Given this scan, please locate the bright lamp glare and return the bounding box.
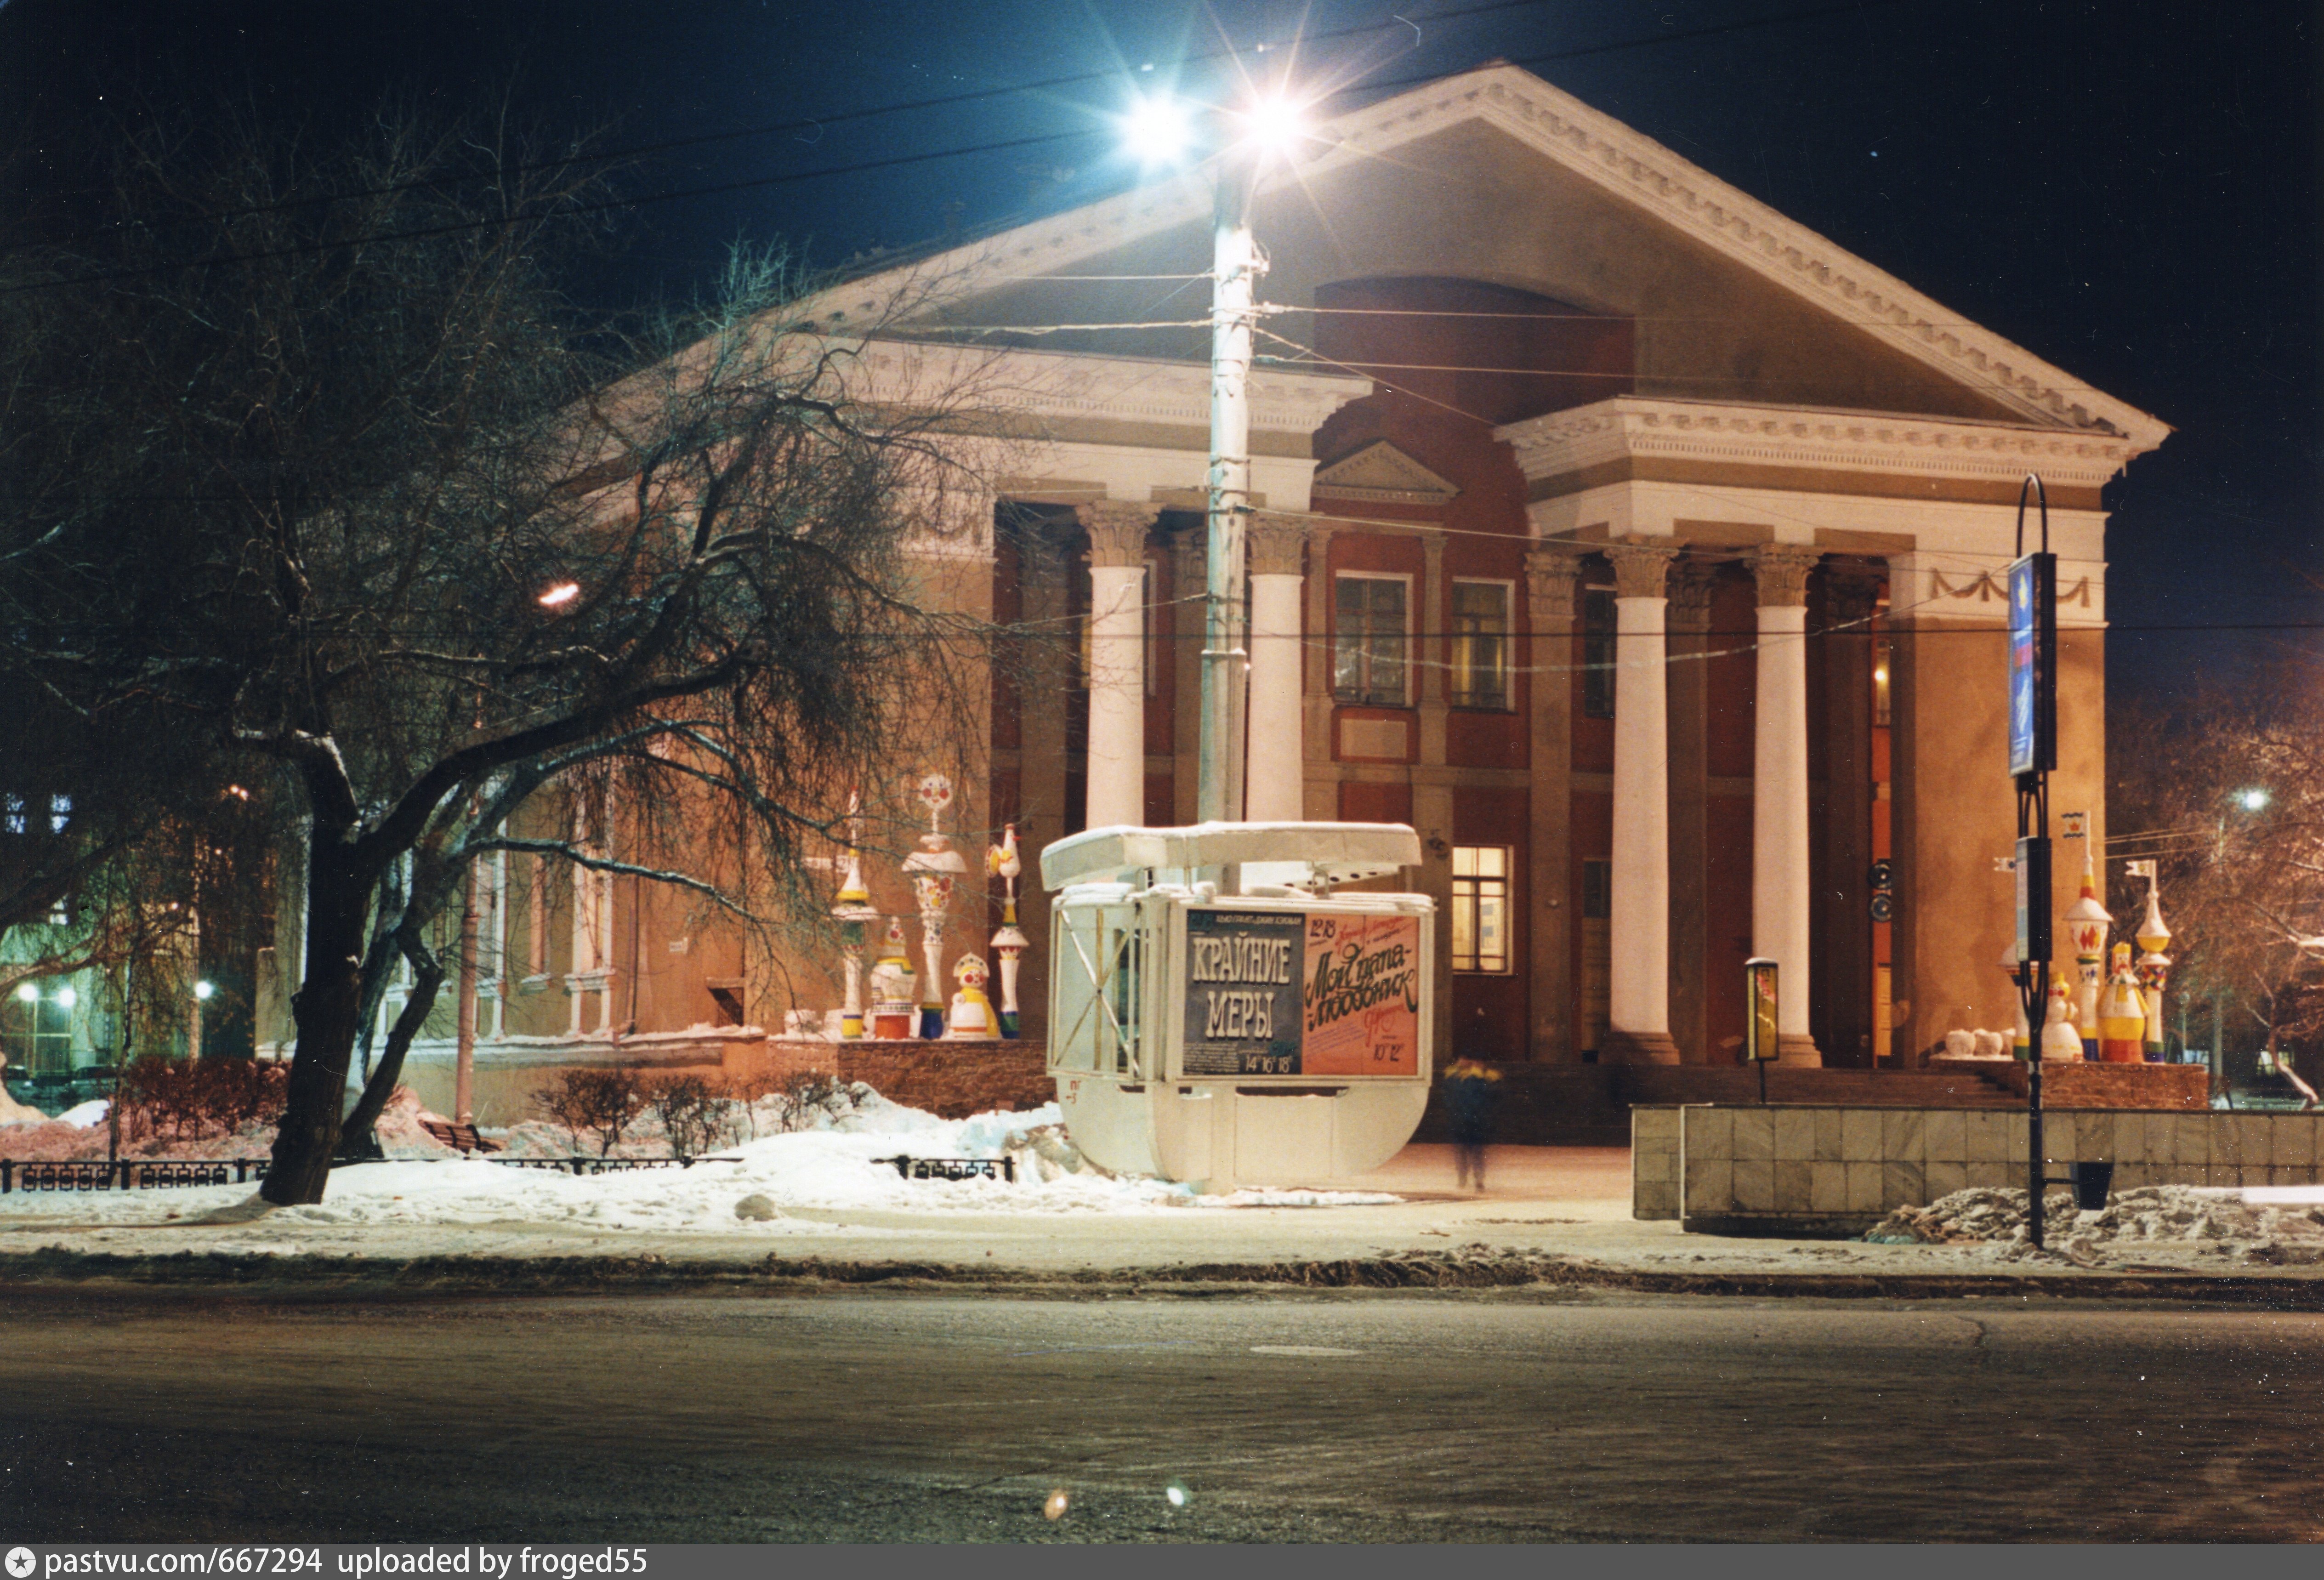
[1239,94,1306,155]
[53,986,75,1009]
[13,983,35,1002]
[194,980,215,1002]
[1121,97,1191,164]
[2240,788,2270,812]
[538,581,581,608]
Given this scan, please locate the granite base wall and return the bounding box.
[1634,1105,2324,1233]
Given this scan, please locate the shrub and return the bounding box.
[644,1073,731,1160]
[537,1067,646,1156]
[116,1056,288,1141]
[771,1069,841,1133]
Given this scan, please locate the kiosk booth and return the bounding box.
[1038,823,1436,1189]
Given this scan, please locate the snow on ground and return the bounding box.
[0,1086,1398,1230]
[1866,1185,2324,1265]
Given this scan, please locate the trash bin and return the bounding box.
[2068,1160,2114,1211]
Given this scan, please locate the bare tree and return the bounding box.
[1,106,997,1202]
[2109,653,2324,1067]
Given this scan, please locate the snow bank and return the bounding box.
[0,1088,1398,1228]
[1866,1185,2324,1265]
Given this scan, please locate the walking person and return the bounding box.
[1442,1057,1502,1192]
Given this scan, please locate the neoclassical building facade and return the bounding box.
[254,62,2164,1116]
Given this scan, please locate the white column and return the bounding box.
[1077,502,1157,830]
[1245,517,1307,823]
[1751,544,1821,1066]
[1604,541,1680,1065]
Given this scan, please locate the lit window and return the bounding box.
[1449,580,1511,710]
[1582,588,1616,719]
[0,984,73,1075]
[47,794,70,834]
[1333,574,1407,706]
[2,795,22,835]
[1450,845,1512,973]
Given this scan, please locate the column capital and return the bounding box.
[1603,538,1680,600]
[1523,546,1585,622]
[1749,543,1822,608]
[1248,515,1308,577]
[1075,501,1160,568]
[1823,557,1886,625]
[1667,558,1722,632]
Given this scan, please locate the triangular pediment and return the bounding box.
[807,65,2165,455]
[1311,442,1460,504]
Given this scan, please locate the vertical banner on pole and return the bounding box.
[2008,552,2057,778]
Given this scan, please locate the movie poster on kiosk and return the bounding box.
[1300,913,1422,1076]
[1181,909,1305,1076]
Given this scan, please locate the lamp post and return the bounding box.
[1122,91,1307,832]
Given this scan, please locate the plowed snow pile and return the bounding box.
[1867,1185,2324,1266]
[0,1085,1398,1230]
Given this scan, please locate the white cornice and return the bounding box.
[1497,397,2140,491]
[813,64,2166,454]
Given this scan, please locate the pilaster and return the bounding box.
[1524,547,1583,1062]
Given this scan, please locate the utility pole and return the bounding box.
[1197,154,1263,829]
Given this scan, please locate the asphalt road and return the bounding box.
[3,1290,2319,1543]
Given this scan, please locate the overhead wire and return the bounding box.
[0,0,1925,296]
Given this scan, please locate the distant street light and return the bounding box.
[2238,787,2270,812]
[193,980,215,1002]
[538,581,580,609]
[53,986,75,1009]
[12,983,34,1003]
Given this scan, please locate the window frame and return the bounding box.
[1450,843,1514,974]
[1448,577,1515,712]
[1332,571,1413,709]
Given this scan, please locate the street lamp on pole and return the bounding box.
[1121,91,1308,832]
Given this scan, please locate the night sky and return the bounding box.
[3,0,2314,704]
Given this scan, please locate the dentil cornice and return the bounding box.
[1496,396,2141,491]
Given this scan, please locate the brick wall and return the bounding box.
[762,1037,1053,1120]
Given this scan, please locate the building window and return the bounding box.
[2,984,74,1075]
[1333,574,1408,706]
[1582,587,1616,718]
[1449,580,1512,710]
[1450,845,1512,973]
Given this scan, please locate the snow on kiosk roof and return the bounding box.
[1039,822,1422,890]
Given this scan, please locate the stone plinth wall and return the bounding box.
[1971,1061,2209,1109]
[1636,1105,2324,1233]
[763,1037,1052,1120]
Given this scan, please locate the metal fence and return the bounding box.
[491,1157,744,1176]
[875,1154,1017,1182]
[0,1158,272,1193]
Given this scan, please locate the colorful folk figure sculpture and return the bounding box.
[2063,842,2112,1059]
[2132,864,2173,1062]
[902,772,967,1040]
[2041,975,2085,1062]
[830,790,879,1040]
[987,822,1029,1039]
[2097,940,2147,1064]
[868,915,917,1040]
[948,954,994,1039]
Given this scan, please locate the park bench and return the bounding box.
[420,1118,500,1154]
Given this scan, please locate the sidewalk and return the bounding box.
[1,1143,2318,1303]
